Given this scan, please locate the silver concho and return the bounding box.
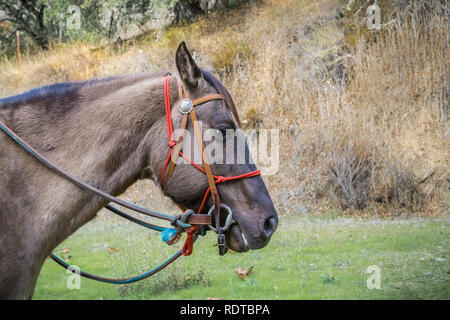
[178,98,193,114]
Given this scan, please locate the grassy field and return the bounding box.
[34,212,450,300]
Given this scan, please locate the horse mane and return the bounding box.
[200,69,242,127]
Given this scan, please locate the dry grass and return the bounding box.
[0,0,448,217]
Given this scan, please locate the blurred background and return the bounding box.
[0,0,448,218]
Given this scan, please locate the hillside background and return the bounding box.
[0,0,448,218]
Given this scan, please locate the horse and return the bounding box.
[0,42,278,299]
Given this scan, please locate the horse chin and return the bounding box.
[225,223,250,253]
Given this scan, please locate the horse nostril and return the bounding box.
[263,216,277,237]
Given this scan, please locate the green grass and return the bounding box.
[34,213,450,300]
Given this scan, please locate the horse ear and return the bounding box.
[175,42,204,92]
